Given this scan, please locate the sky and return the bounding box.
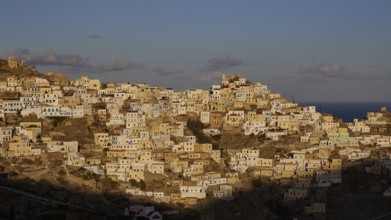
[1,1,391,102]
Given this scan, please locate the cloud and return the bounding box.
[199,71,222,82]
[6,48,144,74]
[87,34,102,39]
[297,62,391,83]
[269,74,296,80]
[8,48,90,67]
[348,72,391,81]
[204,55,243,71]
[152,68,183,76]
[65,61,145,74]
[298,63,345,77]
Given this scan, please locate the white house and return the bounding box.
[179,185,207,199]
[213,184,234,201]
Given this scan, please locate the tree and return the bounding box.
[139,179,146,190]
[36,134,43,145]
[56,176,69,186]
[187,118,211,144]
[92,173,100,192]
[101,177,115,192]
[130,179,139,187]
[16,110,22,121]
[130,179,146,190]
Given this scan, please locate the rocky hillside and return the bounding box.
[0,58,42,79]
[0,57,70,87]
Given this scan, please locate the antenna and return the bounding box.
[292,95,295,104]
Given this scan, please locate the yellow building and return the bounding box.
[194,143,212,152]
[6,141,32,157]
[127,163,146,181]
[322,115,334,122]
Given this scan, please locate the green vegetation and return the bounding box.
[130,179,138,187]
[101,177,119,191]
[139,179,146,190]
[70,167,98,181]
[58,169,66,176]
[51,117,66,127]
[187,118,211,144]
[20,158,35,165]
[37,178,52,186]
[129,179,147,190]
[81,183,91,191]
[56,176,69,186]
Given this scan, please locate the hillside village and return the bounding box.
[0,57,391,220]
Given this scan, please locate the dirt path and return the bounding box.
[22,167,49,179]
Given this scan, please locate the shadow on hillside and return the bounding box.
[0,175,135,220]
[1,159,391,220]
[194,158,391,220]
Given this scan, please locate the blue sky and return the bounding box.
[1,1,391,101]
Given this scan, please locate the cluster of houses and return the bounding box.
[0,57,391,218]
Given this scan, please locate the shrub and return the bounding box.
[58,169,66,176]
[187,118,211,144]
[51,117,66,127]
[130,179,146,190]
[57,176,69,186]
[130,179,139,187]
[101,177,119,191]
[21,158,34,165]
[38,178,51,186]
[139,180,146,190]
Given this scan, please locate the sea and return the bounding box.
[298,102,391,123]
